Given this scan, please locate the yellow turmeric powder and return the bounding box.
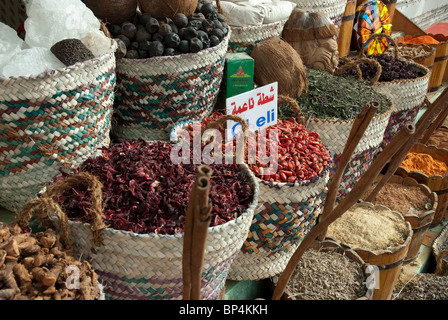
[400,152,448,176]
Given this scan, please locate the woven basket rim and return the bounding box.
[0,40,118,82]
[169,120,334,189]
[63,162,259,240]
[116,29,231,65]
[372,59,431,87]
[333,202,413,256]
[228,19,287,32]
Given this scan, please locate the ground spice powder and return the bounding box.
[327,205,408,254]
[400,152,448,176]
[398,35,440,45]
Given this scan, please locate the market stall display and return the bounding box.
[326,202,413,300]
[18,139,259,300]
[337,33,430,150]
[0,1,117,213]
[362,175,437,263]
[396,143,448,226]
[111,2,230,141]
[273,239,372,300]
[0,222,102,300]
[170,108,332,281]
[295,68,393,201]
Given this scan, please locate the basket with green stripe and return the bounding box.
[0,40,117,212]
[111,31,230,142]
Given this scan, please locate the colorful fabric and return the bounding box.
[354,0,392,54]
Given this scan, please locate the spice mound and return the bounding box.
[183,111,332,183]
[284,248,367,300]
[296,68,391,120]
[327,205,409,254]
[363,182,432,216]
[400,152,448,176]
[53,139,255,235]
[394,274,448,300]
[0,223,101,300]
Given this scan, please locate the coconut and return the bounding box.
[138,0,198,19]
[82,0,138,25]
[250,37,308,99]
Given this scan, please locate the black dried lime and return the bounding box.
[125,49,139,59]
[138,49,148,59]
[164,47,176,56]
[209,28,224,41]
[178,40,190,53]
[117,34,131,48]
[159,23,172,36]
[173,13,189,28]
[139,13,153,26]
[197,30,210,48]
[190,37,203,53]
[209,35,220,47]
[200,2,215,15]
[139,39,152,51]
[121,22,137,40]
[149,41,164,57]
[202,19,214,33]
[146,18,160,34]
[188,19,203,30]
[109,24,121,37]
[135,28,151,42]
[152,32,164,42]
[164,32,181,49]
[129,41,139,51]
[183,26,198,40]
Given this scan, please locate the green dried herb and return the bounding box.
[282,69,391,121]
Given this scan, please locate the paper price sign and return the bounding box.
[225,82,278,140]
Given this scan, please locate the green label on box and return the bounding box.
[225,52,254,98]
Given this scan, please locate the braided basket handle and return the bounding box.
[0,123,72,169]
[203,114,249,163]
[359,32,400,59]
[333,57,383,85]
[16,172,107,250]
[278,95,306,125]
[215,0,223,14]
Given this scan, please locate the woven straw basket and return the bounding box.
[289,0,347,29]
[355,34,431,146]
[0,39,117,212]
[228,170,330,280]
[170,115,332,281]
[292,92,394,201]
[432,224,448,276]
[59,164,258,300]
[111,31,231,142]
[227,19,287,54]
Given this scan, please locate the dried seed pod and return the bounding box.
[39,236,56,249]
[31,267,57,287]
[5,239,19,257]
[13,263,31,285]
[21,244,41,256]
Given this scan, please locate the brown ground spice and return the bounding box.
[425,127,448,150]
[327,205,408,254]
[363,182,431,216]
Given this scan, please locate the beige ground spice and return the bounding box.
[327,205,408,254]
[363,182,431,216]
